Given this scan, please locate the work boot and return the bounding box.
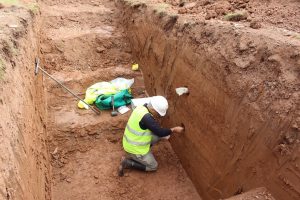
[118,157,146,177]
[130,159,147,171]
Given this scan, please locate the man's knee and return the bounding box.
[126,152,158,171]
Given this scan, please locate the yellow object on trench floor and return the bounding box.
[132,63,139,71]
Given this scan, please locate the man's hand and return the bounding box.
[171,126,184,133]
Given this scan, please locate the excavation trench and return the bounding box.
[118,1,300,199]
[40,0,200,199]
[0,0,299,200]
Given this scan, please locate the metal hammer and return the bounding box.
[111,96,118,117]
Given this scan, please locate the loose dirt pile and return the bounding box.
[163,0,300,33]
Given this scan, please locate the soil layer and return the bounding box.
[0,4,50,200]
[39,0,201,199]
[120,1,300,199]
[1,0,300,199]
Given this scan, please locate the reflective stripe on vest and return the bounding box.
[126,124,152,136]
[123,134,151,146]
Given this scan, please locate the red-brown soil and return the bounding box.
[224,187,275,200]
[160,0,300,33]
[0,3,50,199]
[120,0,299,199]
[40,0,201,199]
[1,0,299,199]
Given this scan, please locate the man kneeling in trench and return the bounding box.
[118,96,184,176]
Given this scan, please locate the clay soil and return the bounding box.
[0,0,299,199]
[163,0,300,33]
[120,0,300,199]
[39,0,201,199]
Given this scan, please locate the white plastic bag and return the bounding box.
[110,78,134,91]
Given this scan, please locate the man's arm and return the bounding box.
[139,113,171,137]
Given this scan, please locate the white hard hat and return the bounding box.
[150,96,168,116]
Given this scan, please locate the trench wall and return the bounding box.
[0,7,50,200]
[120,1,300,200]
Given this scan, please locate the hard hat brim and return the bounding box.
[157,109,166,116]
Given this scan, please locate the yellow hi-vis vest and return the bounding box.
[122,106,152,155]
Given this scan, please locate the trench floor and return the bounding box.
[40,0,201,199]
